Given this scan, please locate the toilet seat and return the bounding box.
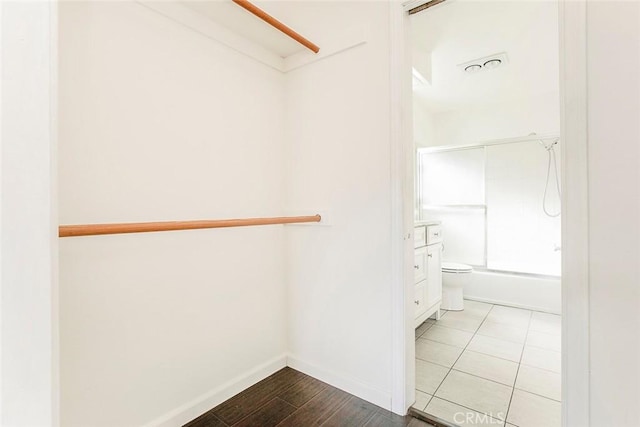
[442,262,473,273]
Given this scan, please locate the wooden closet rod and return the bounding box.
[231,0,320,53]
[59,215,321,238]
[408,0,447,15]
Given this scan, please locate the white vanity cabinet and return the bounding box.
[425,244,442,308]
[414,223,443,327]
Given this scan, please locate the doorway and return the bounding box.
[410,2,562,424]
[392,2,588,425]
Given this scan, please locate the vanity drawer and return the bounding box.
[414,247,427,283]
[426,225,442,245]
[414,225,427,248]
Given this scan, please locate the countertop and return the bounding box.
[414,220,441,227]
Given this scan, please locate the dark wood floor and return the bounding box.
[184,367,433,427]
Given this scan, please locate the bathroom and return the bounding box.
[409,1,562,426]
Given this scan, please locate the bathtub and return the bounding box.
[463,270,561,314]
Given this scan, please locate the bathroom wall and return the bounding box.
[414,94,560,148]
[58,2,287,426]
[413,99,436,147]
[283,1,394,409]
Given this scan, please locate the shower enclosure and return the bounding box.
[417,135,561,311]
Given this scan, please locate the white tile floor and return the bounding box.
[413,300,561,427]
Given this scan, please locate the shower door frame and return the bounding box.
[416,133,562,279]
[389,1,590,426]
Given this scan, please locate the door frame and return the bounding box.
[0,1,59,425]
[388,1,590,425]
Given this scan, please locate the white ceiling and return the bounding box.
[181,1,305,58]
[411,0,559,113]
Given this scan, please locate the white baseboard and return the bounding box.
[141,354,287,427]
[286,354,391,411]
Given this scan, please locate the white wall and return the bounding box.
[58,2,287,426]
[283,1,394,408]
[1,2,57,426]
[414,95,560,148]
[413,99,435,147]
[586,2,640,426]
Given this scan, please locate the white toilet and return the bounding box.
[441,262,473,311]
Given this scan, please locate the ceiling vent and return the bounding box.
[458,52,509,74]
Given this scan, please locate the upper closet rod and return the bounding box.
[231,0,320,53]
[59,215,321,238]
[408,0,448,15]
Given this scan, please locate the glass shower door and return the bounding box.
[485,141,561,276]
[419,147,486,266]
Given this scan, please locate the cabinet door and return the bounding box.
[414,281,427,317]
[425,244,442,307]
[414,247,427,283]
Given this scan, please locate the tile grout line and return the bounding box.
[417,353,544,393]
[414,312,451,410]
[419,360,562,402]
[414,311,451,409]
[416,310,458,402]
[515,359,562,375]
[437,305,511,420]
[417,337,524,364]
[424,311,533,346]
[417,305,561,425]
[414,314,442,410]
[427,395,506,424]
[420,304,495,418]
[416,352,519,388]
[511,387,562,404]
[416,321,436,339]
[414,310,453,408]
[503,310,533,425]
[418,319,563,400]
